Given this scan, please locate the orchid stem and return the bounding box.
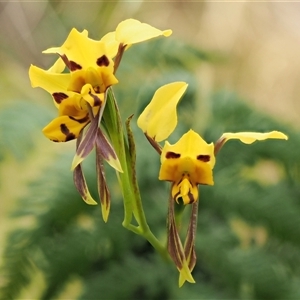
[104,88,168,261]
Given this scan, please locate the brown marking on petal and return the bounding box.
[60,54,82,71]
[60,123,69,135]
[187,191,195,204]
[52,92,68,104]
[60,123,76,141]
[69,114,90,124]
[89,93,102,106]
[65,133,76,141]
[197,154,210,162]
[97,55,110,67]
[166,151,181,159]
[69,60,82,71]
[174,192,181,202]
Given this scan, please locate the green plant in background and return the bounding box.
[1,17,300,300]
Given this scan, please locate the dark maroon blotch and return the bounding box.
[197,155,210,162]
[69,60,82,71]
[97,55,110,67]
[60,123,76,141]
[52,92,68,104]
[166,151,181,159]
[69,115,90,124]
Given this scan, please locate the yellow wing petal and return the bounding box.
[221,131,288,144]
[100,31,119,58]
[115,19,172,45]
[29,65,71,93]
[137,82,188,142]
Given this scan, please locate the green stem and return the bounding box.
[103,88,169,260]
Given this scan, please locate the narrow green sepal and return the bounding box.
[71,109,100,170]
[96,128,123,173]
[167,194,195,287]
[179,201,198,286]
[96,144,111,222]
[73,164,98,205]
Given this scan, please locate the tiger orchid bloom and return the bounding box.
[137,81,288,286]
[29,28,121,221]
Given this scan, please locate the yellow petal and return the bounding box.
[115,18,172,45]
[137,82,188,142]
[159,130,215,187]
[160,130,216,168]
[29,65,71,94]
[43,28,114,70]
[48,57,66,73]
[100,31,119,58]
[220,131,288,145]
[43,115,88,142]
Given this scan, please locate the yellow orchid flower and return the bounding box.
[159,130,288,205]
[29,27,122,216]
[138,82,288,285]
[29,28,118,142]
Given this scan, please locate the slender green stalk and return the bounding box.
[103,88,169,260]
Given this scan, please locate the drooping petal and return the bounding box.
[96,145,111,222]
[43,28,115,71]
[96,128,123,172]
[42,115,89,142]
[220,131,288,144]
[137,82,188,142]
[115,19,172,45]
[73,163,98,205]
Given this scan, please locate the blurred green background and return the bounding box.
[1,1,300,299]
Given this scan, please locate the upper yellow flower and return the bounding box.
[29,28,118,142]
[100,18,172,58]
